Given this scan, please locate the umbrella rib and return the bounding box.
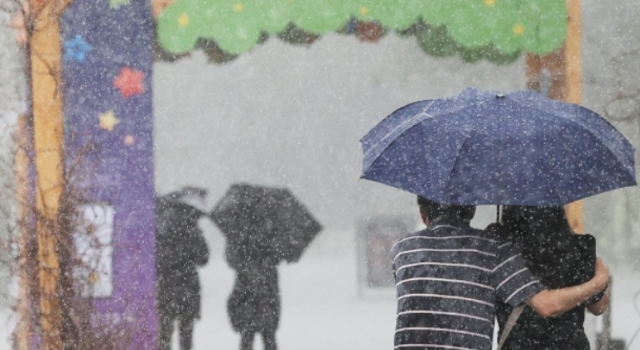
[521,101,635,178]
[363,103,481,175]
[507,99,635,202]
[362,100,437,162]
[441,130,473,204]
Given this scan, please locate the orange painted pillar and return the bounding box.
[29,0,66,348]
[563,0,584,233]
[526,0,583,233]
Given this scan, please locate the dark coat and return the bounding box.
[156,199,209,320]
[491,208,600,350]
[225,226,280,334]
[227,263,280,334]
[495,231,594,350]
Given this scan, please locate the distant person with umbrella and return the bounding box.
[211,184,322,350]
[360,89,632,349]
[226,226,280,350]
[156,187,210,350]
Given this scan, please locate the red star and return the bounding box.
[114,67,145,98]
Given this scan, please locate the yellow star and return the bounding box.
[233,3,243,12]
[359,6,370,15]
[513,24,525,35]
[484,0,496,6]
[177,13,190,26]
[99,111,120,131]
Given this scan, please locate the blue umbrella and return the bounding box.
[360,88,636,206]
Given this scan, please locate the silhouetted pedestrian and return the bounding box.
[156,195,209,350]
[226,225,280,350]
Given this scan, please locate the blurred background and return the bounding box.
[1,0,639,349]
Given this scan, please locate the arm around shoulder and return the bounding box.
[526,257,610,318]
[586,291,609,316]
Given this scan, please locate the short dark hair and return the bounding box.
[417,196,475,222]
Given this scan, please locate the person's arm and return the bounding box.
[525,258,610,318]
[586,290,609,316]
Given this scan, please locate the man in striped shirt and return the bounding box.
[392,196,610,350]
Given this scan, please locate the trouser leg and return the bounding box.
[159,311,174,350]
[240,331,254,350]
[178,317,195,350]
[262,330,277,350]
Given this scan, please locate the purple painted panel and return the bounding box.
[61,0,157,348]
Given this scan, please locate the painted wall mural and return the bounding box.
[61,0,157,347]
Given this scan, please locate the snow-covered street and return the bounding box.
[192,254,395,350]
[2,246,639,350]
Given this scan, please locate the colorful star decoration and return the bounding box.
[513,24,525,35]
[114,67,145,98]
[63,35,91,62]
[99,111,120,131]
[178,13,190,26]
[110,0,129,9]
[124,135,136,146]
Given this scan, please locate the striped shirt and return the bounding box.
[392,217,543,350]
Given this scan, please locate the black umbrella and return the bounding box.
[211,183,322,263]
[156,196,204,222]
[158,186,208,210]
[156,189,207,263]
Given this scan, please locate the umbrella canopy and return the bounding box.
[155,192,207,274]
[156,196,205,222]
[158,186,208,211]
[211,183,322,263]
[156,192,206,244]
[360,88,637,206]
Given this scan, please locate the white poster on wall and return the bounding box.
[74,203,114,298]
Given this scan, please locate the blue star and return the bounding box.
[64,35,92,63]
[344,19,358,35]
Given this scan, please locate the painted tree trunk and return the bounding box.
[14,115,35,350]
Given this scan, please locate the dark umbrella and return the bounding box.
[155,193,206,262]
[156,197,204,223]
[211,183,322,263]
[158,186,208,210]
[156,189,207,255]
[360,88,636,206]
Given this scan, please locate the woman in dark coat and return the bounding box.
[493,206,609,350]
[225,222,280,350]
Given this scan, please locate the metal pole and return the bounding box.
[599,279,612,350]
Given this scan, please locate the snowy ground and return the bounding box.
[173,255,640,350]
[193,254,396,350]
[1,246,639,349]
